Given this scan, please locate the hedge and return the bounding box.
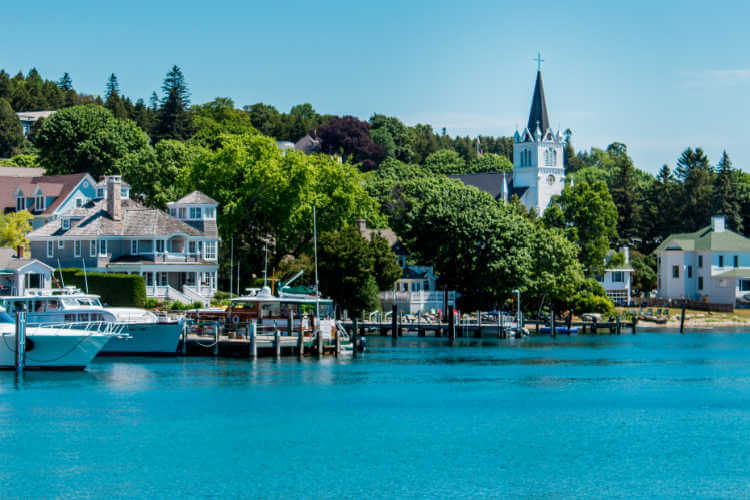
[55,268,146,307]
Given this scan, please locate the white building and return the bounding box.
[597,246,634,304]
[15,110,55,137]
[380,265,457,315]
[452,65,565,215]
[0,246,54,296]
[655,216,750,306]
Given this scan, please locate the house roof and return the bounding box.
[15,110,55,122]
[713,269,750,279]
[654,225,750,253]
[0,247,52,272]
[0,166,45,177]
[172,191,218,205]
[527,70,550,135]
[27,199,210,238]
[295,134,322,155]
[183,219,219,238]
[449,172,528,201]
[0,173,91,215]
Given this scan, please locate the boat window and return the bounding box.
[12,301,27,313]
[46,299,60,311]
[0,310,13,323]
[64,314,76,322]
[91,298,102,307]
[77,313,89,322]
[62,298,78,307]
[34,300,46,312]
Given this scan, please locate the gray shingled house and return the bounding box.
[26,176,220,305]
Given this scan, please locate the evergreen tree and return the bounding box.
[104,73,128,119]
[676,147,714,230]
[608,145,640,240]
[0,97,24,157]
[713,151,742,232]
[642,165,681,248]
[57,72,73,91]
[153,65,194,142]
[105,73,120,98]
[149,91,159,111]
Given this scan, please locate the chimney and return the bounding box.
[106,175,122,221]
[711,215,725,233]
[619,245,630,264]
[355,219,367,233]
[16,245,24,259]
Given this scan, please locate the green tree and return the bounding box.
[676,147,714,230]
[36,104,151,179]
[712,151,742,232]
[630,250,656,295]
[368,233,402,291]
[57,72,73,91]
[191,97,257,148]
[369,114,415,162]
[609,145,641,239]
[104,73,129,119]
[546,180,618,277]
[244,102,283,138]
[154,65,194,142]
[0,97,24,157]
[527,226,585,309]
[468,153,513,173]
[423,149,466,175]
[0,210,33,252]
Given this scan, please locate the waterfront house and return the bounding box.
[355,219,456,314]
[0,246,54,296]
[15,110,55,137]
[26,177,220,305]
[0,172,98,229]
[596,246,633,304]
[655,216,750,307]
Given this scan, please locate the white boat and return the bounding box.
[0,308,112,370]
[0,291,183,356]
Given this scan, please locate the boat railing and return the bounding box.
[31,320,129,337]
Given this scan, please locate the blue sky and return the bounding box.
[3,0,749,173]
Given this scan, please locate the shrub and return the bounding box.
[56,268,146,307]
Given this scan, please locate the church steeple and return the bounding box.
[526,70,550,136]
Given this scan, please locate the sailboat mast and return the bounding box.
[313,205,320,319]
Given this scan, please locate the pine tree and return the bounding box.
[153,65,194,142]
[149,91,159,111]
[105,73,120,99]
[676,147,714,230]
[610,151,640,240]
[0,97,24,157]
[713,151,742,232]
[104,74,128,119]
[57,72,73,91]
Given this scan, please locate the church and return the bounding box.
[453,65,566,215]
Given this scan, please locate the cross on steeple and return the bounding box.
[533,52,544,72]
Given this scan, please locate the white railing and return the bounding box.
[182,286,210,306]
[147,285,170,298]
[33,320,128,337]
[379,291,457,303]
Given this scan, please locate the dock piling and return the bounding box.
[352,318,358,358]
[391,305,398,340]
[213,321,220,356]
[448,309,455,345]
[249,321,257,359]
[680,302,686,334]
[15,311,25,375]
[551,306,556,338]
[274,324,281,358]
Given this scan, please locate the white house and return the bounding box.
[380,265,457,315]
[655,216,750,306]
[597,246,633,304]
[0,246,54,296]
[15,110,55,137]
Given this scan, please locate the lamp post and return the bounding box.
[512,289,521,326]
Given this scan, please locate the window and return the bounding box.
[74,240,81,257]
[423,280,430,291]
[204,240,217,260]
[741,280,750,292]
[57,240,64,249]
[672,265,679,279]
[121,187,128,198]
[205,207,215,219]
[76,198,83,208]
[35,194,45,211]
[687,266,692,279]
[156,240,165,253]
[131,240,138,255]
[90,240,97,257]
[99,239,107,257]
[169,208,176,217]
[188,241,197,254]
[612,271,624,283]
[719,255,724,267]
[401,282,408,292]
[62,218,70,230]
[698,276,704,290]
[47,240,53,258]
[734,256,739,268]
[96,188,104,199]
[190,207,201,219]
[16,197,24,211]
[178,207,186,219]
[698,255,703,268]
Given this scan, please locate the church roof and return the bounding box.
[450,172,510,200]
[527,71,550,135]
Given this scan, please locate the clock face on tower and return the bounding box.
[547,174,555,185]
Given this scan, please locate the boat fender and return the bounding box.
[232,314,240,325]
[25,338,35,352]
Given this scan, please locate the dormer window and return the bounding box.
[16,196,24,212]
[169,208,176,217]
[204,207,215,219]
[178,207,186,219]
[96,188,105,199]
[62,218,70,230]
[35,193,45,212]
[75,198,83,208]
[190,207,201,219]
[121,187,129,198]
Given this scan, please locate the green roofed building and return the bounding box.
[654,216,750,306]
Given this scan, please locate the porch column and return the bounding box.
[152,271,157,295]
[196,271,201,295]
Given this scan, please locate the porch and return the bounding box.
[379,290,457,315]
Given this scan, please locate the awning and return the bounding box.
[712,269,750,279]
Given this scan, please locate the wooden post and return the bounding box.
[352,318,358,358]
[213,321,220,356]
[680,302,686,334]
[316,330,323,356]
[274,324,281,358]
[391,304,398,340]
[335,327,341,356]
[566,312,572,335]
[288,311,294,337]
[15,311,25,375]
[616,316,621,335]
[631,317,637,335]
[448,308,455,345]
[551,306,556,338]
[249,321,257,359]
[535,320,539,335]
[181,320,188,355]
[592,317,598,335]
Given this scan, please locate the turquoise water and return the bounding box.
[3,331,750,498]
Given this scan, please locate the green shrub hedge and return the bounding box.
[55,268,146,307]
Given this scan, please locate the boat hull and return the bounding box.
[0,326,110,370]
[99,321,182,355]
